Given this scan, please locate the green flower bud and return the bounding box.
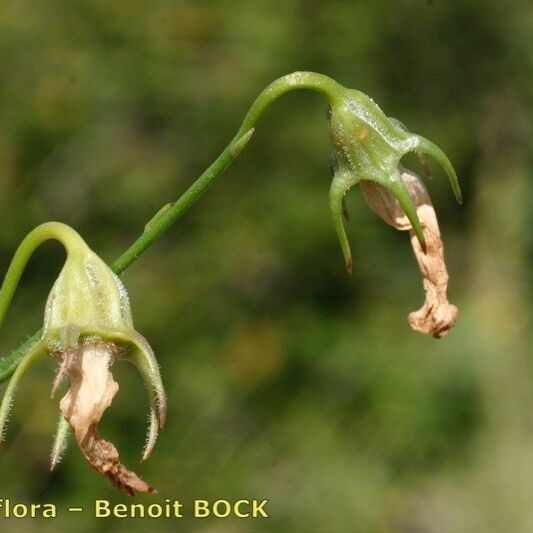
[326,87,462,273]
[0,222,166,495]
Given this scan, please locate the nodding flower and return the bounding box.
[324,81,461,336]
[0,222,166,495]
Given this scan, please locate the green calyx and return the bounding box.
[43,239,134,348]
[326,87,462,272]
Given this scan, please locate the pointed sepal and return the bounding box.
[385,176,426,252]
[115,331,166,460]
[0,340,46,446]
[50,415,71,470]
[415,136,462,204]
[329,167,359,274]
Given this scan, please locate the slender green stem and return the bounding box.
[0,331,42,382]
[111,72,341,274]
[0,72,342,384]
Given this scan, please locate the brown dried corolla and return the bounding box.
[360,170,458,337]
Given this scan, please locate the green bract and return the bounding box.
[0,222,166,468]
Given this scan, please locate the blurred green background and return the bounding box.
[0,1,530,531]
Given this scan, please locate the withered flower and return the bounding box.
[326,88,461,337]
[0,222,166,495]
[360,169,458,337]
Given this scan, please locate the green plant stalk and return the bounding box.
[0,224,89,382]
[0,72,340,384]
[111,72,339,273]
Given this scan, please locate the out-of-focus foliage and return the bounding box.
[0,1,530,531]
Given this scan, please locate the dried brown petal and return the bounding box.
[360,170,458,338]
[59,342,155,495]
[51,347,75,399]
